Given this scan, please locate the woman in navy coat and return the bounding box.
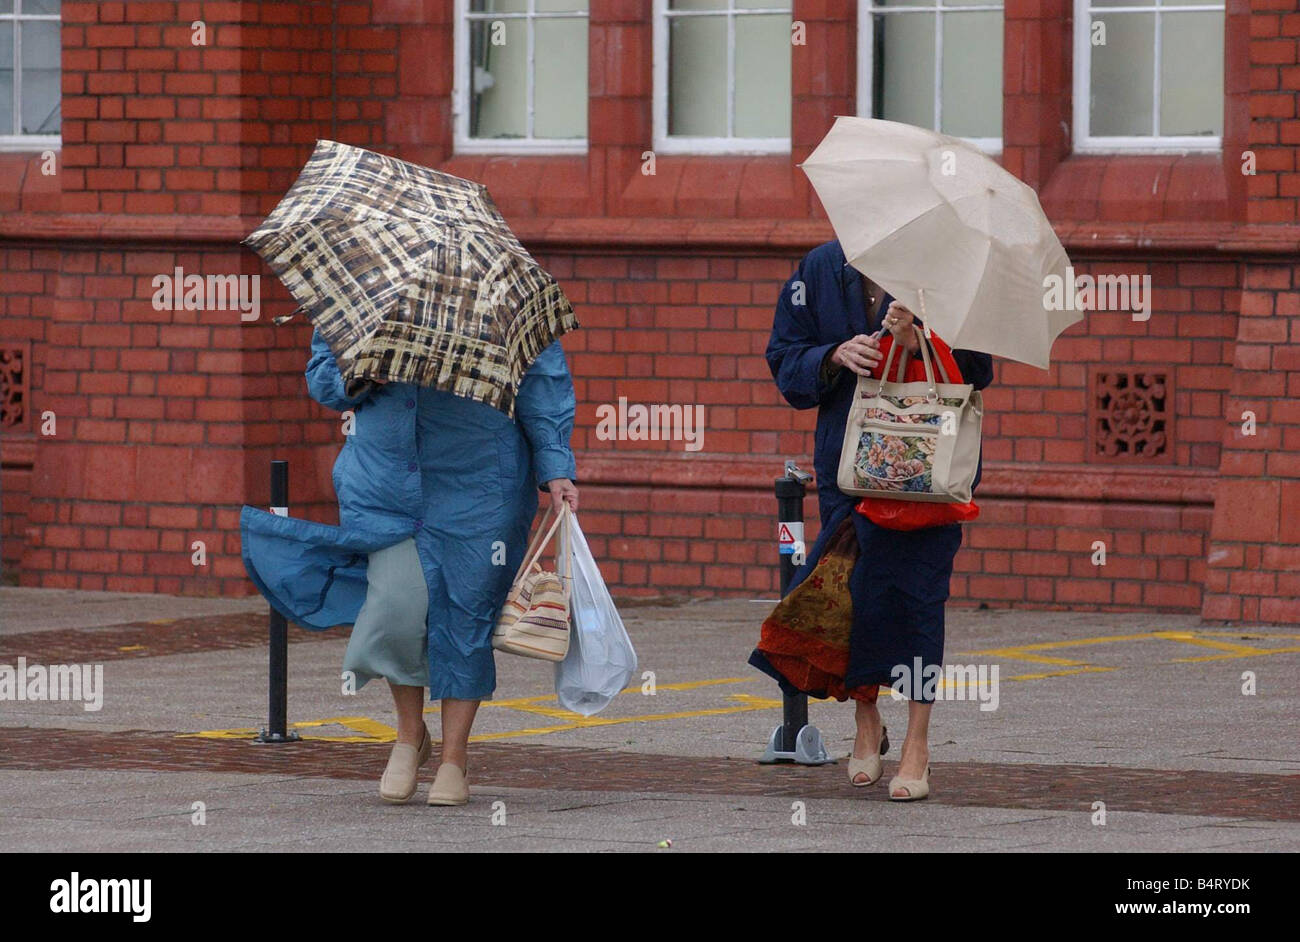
[760,240,992,801]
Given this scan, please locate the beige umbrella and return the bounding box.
[801,116,1077,369]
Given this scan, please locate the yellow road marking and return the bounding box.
[1195,631,1300,642]
[183,715,398,743]
[961,648,1090,667]
[468,701,778,742]
[1171,646,1300,663]
[1003,666,1117,681]
[1149,631,1271,658]
[181,631,1300,743]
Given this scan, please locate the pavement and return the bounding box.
[1,586,1298,853]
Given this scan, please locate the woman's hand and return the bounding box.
[546,478,578,513]
[830,334,883,376]
[884,302,922,353]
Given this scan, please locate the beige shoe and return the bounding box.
[426,761,469,806]
[848,723,888,787]
[378,725,432,804]
[888,765,931,802]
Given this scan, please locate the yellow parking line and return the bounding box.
[180,627,1300,745]
[183,715,398,743]
[1003,666,1116,681]
[468,701,778,743]
[1171,646,1300,664]
[1195,631,1300,642]
[1149,631,1272,658]
[959,647,1091,667]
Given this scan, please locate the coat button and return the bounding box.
[414,519,424,529]
[405,399,414,409]
[407,461,417,472]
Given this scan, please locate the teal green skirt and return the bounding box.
[342,538,429,689]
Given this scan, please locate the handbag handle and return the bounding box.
[514,503,571,583]
[896,326,953,386]
[514,504,554,579]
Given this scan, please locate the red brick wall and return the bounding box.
[1,0,1298,624]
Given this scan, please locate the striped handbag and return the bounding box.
[493,505,572,661]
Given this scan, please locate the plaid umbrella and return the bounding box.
[244,140,578,416]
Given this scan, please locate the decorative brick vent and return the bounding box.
[0,344,27,433]
[1089,368,1173,464]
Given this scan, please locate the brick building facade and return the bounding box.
[1,1,1298,623]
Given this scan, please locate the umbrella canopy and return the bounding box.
[801,116,1077,369]
[245,139,577,416]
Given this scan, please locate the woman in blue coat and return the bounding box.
[752,240,993,802]
[242,330,577,807]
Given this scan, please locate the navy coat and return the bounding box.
[765,239,993,525]
[757,240,995,699]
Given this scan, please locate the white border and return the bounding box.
[0,1,62,149]
[856,1,1003,155]
[652,0,792,156]
[1072,0,1224,154]
[452,0,589,155]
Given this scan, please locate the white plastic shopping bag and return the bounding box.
[555,513,637,716]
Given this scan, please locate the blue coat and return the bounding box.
[241,330,576,699]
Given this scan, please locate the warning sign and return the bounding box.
[778,521,804,555]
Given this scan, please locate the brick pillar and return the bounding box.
[1203,3,1300,623]
[1203,264,1300,624]
[1001,0,1071,189]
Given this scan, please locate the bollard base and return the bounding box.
[252,729,302,745]
[757,723,834,765]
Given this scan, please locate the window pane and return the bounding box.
[670,0,726,9]
[741,0,792,8]
[940,11,1001,138]
[875,12,935,129]
[734,14,791,138]
[669,14,727,136]
[536,0,588,10]
[20,19,59,134]
[0,1,12,14]
[470,0,527,12]
[873,1,928,7]
[26,0,62,13]
[534,16,587,138]
[1160,11,1223,136]
[0,22,11,135]
[1089,13,1154,136]
[469,17,527,139]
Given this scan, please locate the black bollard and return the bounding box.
[254,459,300,745]
[775,468,809,753]
[759,460,832,765]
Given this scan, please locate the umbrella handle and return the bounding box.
[917,288,932,340]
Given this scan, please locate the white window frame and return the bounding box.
[652,0,792,156]
[1072,0,1224,154]
[453,0,589,155]
[856,0,1004,156]
[0,0,62,153]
